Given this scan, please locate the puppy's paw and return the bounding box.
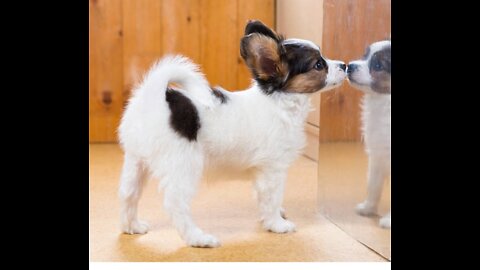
[379,216,391,229]
[122,220,149,235]
[264,218,296,233]
[355,202,377,216]
[186,230,221,248]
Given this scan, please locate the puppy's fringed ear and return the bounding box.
[240,34,281,79]
[240,21,287,92]
[244,20,281,42]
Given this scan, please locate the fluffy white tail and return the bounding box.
[140,55,213,107]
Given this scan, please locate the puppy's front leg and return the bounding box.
[255,169,296,233]
[356,155,388,216]
[380,210,391,228]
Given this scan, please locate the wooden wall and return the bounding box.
[320,0,391,142]
[89,0,274,142]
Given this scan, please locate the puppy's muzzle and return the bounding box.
[346,63,358,74]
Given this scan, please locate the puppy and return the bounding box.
[347,40,391,228]
[118,20,347,247]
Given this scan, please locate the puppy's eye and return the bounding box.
[314,60,324,70]
[373,62,382,71]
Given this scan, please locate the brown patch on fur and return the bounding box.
[369,45,391,94]
[240,34,287,80]
[371,71,391,94]
[283,69,328,93]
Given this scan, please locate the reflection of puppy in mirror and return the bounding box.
[347,40,391,228]
[118,20,347,248]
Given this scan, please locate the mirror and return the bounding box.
[317,0,391,260]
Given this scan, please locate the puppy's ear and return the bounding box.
[240,21,287,91]
[244,20,281,42]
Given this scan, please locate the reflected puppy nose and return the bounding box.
[339,63,346,71]
[347,64,358,74]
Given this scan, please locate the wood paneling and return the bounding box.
[161,0,201,63]
[199,0,238,90]
[122,0,163,102]
[89,0,124,142]
[90,0,274,142]
[320,0,391,142]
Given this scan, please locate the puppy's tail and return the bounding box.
[140,55,214,108]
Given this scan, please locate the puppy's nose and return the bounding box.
[339,63,346,71]
[347,64,357,74]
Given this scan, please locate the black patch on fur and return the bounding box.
[251,73,284,95]
[210,87,228,103]
[165,88,200,141]
[369,46,391,74]
[368,44,391,94]
[283,43,327,79]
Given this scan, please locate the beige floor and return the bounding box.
[90,144,387,262]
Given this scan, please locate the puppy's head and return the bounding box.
[240,20,346,95]
[347,40,391,94]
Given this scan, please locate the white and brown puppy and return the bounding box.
[118,20,346,247]
[347,40,391,228]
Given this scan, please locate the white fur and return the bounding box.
[118,54,345,247]
[325,59,347,91]
[348,41,391,228]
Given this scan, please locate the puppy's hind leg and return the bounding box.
[356,155,388,216]
[157,152,220,248]
[119,153,149,234]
